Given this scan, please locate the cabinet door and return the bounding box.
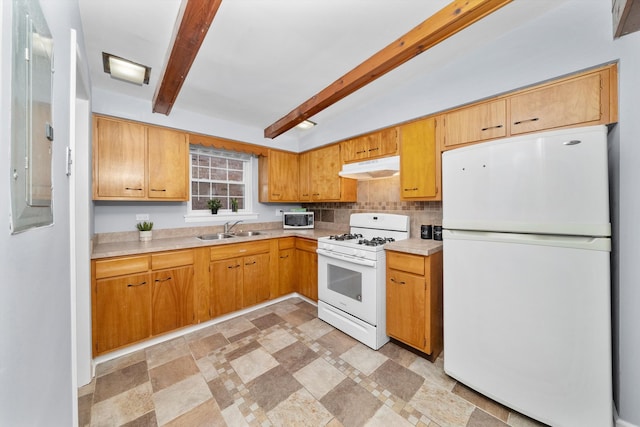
[386,269,427,351]
[94,117,146,199]
[311,145,341,201]
[151,265,194,336]
[377,127,399,157]
[147,127,189,200]
[510,73,602,135]
[298,151,311,201]
[95,273,151,353]
[210,258,242,317]
[242,253,270,307]
[296,242,318,301]
[444,99,506,147]
[341,138,368,163]
[400,118,439,200]
[268,150,299,201]
[278,248,296,296]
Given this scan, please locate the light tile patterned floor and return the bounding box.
[79,298,548,427]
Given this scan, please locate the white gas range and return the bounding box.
[316,213,410,350]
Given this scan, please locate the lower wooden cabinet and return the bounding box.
[296,238,318,301]
[209,240,271,317]
[92,250,195,355]
[277,238,296,297]
[386,250,443,360]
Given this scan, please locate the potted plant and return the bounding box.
[207,198,222,214]
[231,198,239,212]
[136,221,153,242]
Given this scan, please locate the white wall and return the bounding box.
[0,1,89,425]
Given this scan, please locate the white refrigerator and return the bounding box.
[442,125,613,427]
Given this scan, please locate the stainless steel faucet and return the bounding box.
[224,220,243,234]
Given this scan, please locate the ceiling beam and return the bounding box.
[152,0,223,115]
[264,0,513,139]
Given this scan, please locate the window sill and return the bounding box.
[184,212,259,223]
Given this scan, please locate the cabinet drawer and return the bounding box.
[387,251,424,276]
[151,250,194,270]
[279,237,296,250]
[95,255,149,279]
[295,238,317,252]
[210,241,271,261]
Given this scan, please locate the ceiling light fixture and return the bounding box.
[296,120,316,130]
[102,52,151,85]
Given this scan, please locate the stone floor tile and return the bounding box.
[227,327,260,343]
[218,317,257,339]
[452,383,510,422]
[258,328,298,354]
[316,329,359,356]
[340,343,388,376]
[95,350,146,378]
[293,357,347,400]
[78,393,93,427]
[507,411,548,427]
[466,408,510,427]
[273,341,319,373]
[162,399,225,427]
[152,374,212,426]
[149,355,200,393]
[230,348,279,384]
[378,341,420,368]
[370,359,424,402]
[320,378,383,427]
[365,404,414,427]
[93,360,149,403]
[121,410,157,427]
[207,378,235,411]
[188,332,229,360]
[145,337,190,369]
[267,388,333,427]
[247,365,303,412]
[409,380,475,427]
[224,340,262,361]
[270,300,303,316]
[250,312,285,330]
[90,382,154,427]
[296,317,334,340]
[278,308,315,326]
[409,355,456,391]
[184,324,220,343]
[221,403,250,427]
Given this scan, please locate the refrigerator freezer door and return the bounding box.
[442,125,610,236]
[443,229,613,427]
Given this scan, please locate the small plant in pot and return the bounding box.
[207,198,222,214]
[136,221,153,242]
[231,198,239,212]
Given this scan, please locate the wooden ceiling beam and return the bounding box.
[264,0,513,139]
[152,0,222,115]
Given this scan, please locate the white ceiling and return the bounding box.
[78,1,569,139]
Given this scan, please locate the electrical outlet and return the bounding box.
[275,209,283,217]
[136,214,149,221]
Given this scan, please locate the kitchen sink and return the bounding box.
[197,233,235,240]
[233,231,261,237]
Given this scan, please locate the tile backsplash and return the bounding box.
[303,176,442,239]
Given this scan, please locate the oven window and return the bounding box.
[327,264,362,302]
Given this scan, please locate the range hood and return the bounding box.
[338,155,400,180]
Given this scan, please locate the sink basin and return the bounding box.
[233,231,261,237]
[197,233,235,240]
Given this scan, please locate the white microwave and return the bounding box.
[283,211,314,229]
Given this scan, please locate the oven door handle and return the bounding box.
[316,248,376,267]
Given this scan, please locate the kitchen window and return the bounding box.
[186,146,256,221]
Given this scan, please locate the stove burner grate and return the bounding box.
[358,237,396,246]
[329,233,363,241]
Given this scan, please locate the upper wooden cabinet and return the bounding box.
[92,115,189,201]
[258,149,299,202]
[298,151,311,201]
[443,99,507,148]
[310,144,357,202]
[341,127,399,163]
[441,64,618,149]
[400,117,440,201]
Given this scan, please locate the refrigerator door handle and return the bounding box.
[443,229,611,251]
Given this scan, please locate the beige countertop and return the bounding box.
[385,237,443,256]
[91,229,334,259]
[92,229,443,260]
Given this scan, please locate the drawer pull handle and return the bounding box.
[154,277,172,283]
[513,117,539,125]
[150,188,167,192]
[127,281,147,287]
[403,187,418,191]
[125,187,143,191]
[390,278,406,285]
[356,150,367,154]
[280,255,289,259]
[480,124,503,131]
[245,261,256,265]
[368,147,379,152]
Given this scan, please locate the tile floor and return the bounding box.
[78,298,547,427]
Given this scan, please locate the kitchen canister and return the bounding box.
[421,225,432,239]
[433,225,443,241]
